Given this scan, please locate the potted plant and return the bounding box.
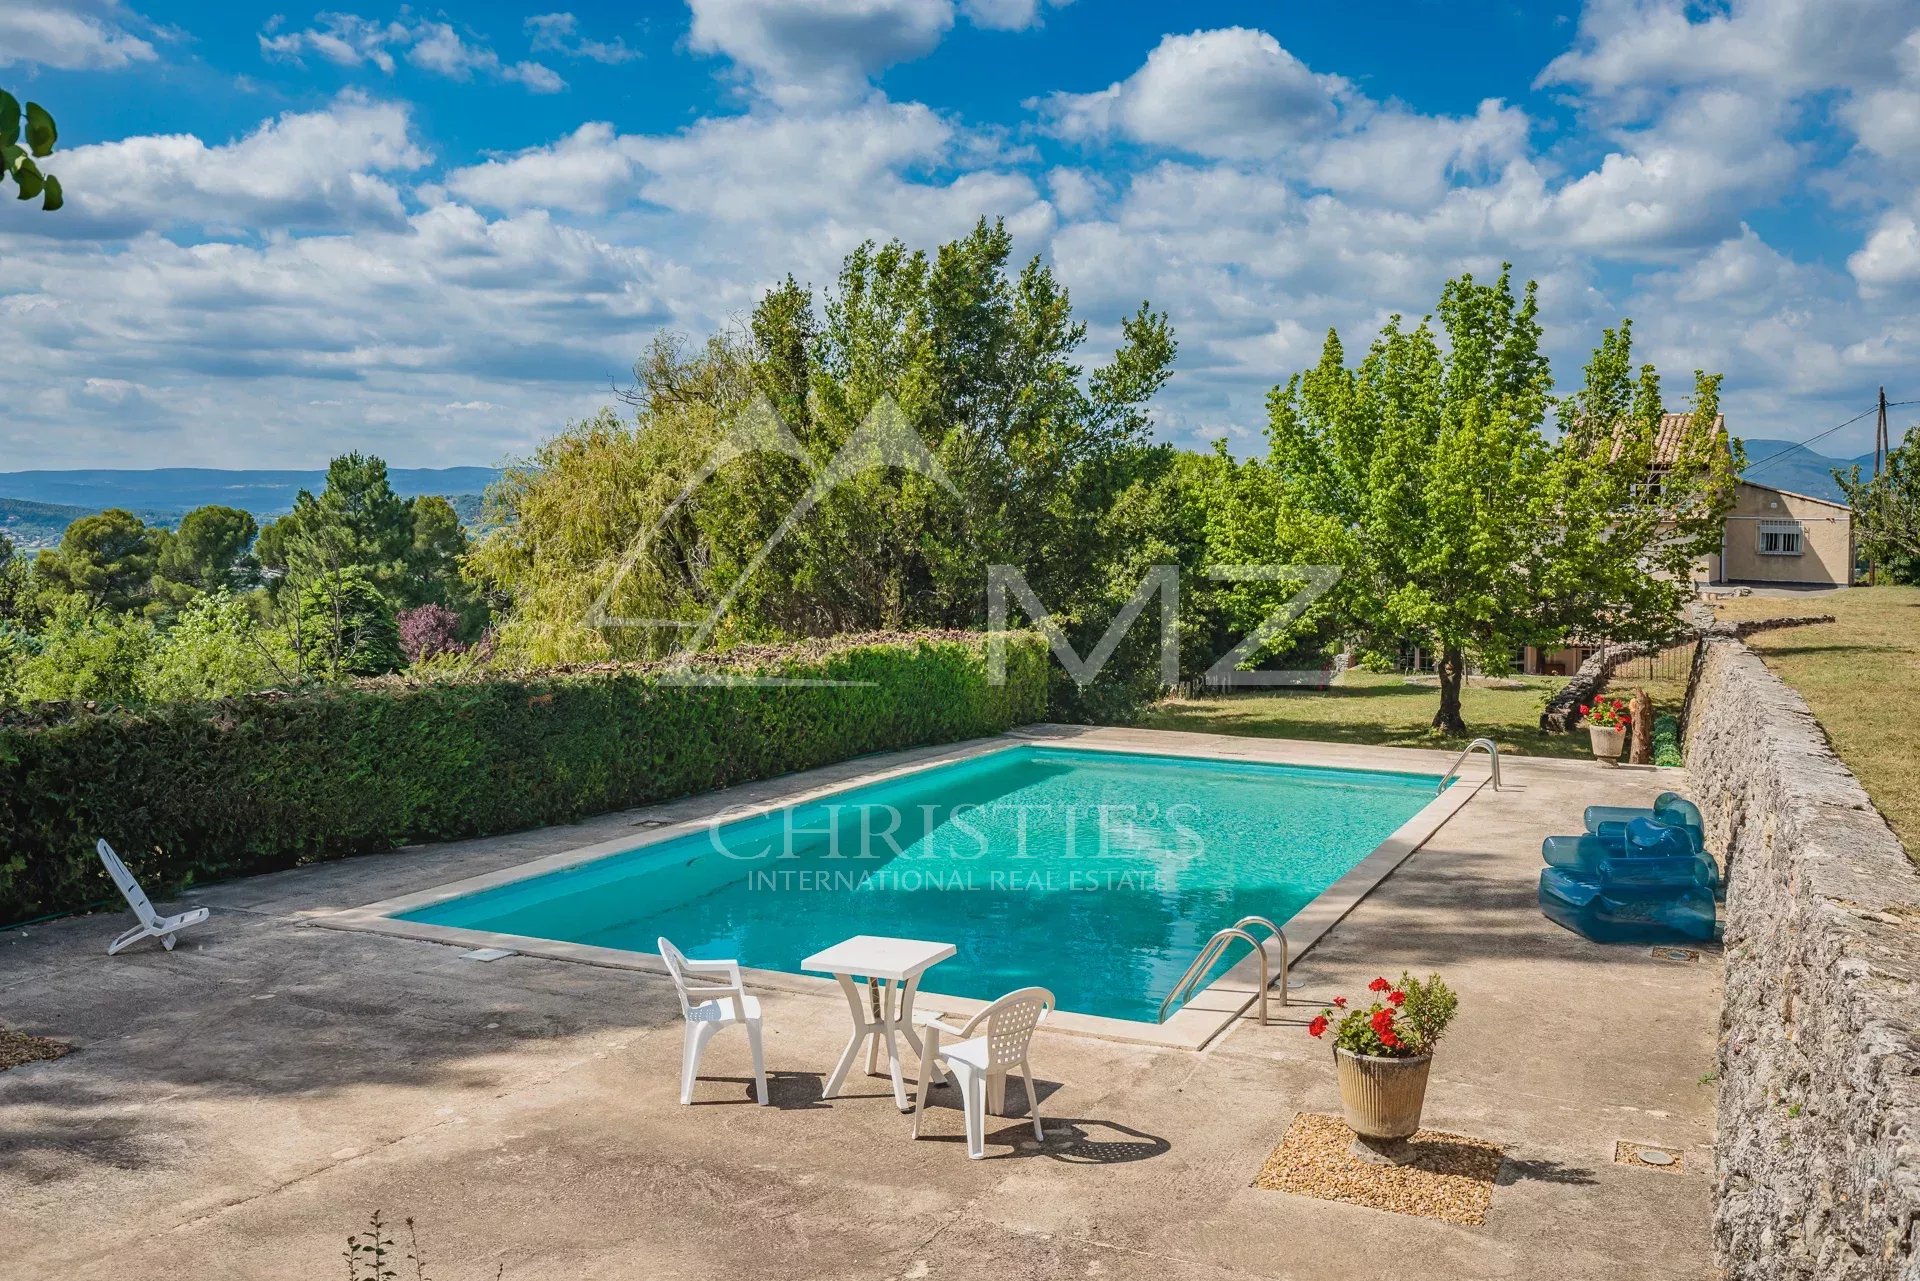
[1309,972,1459,1165]
[1582,694,1631,766]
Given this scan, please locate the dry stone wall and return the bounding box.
[1687,638,1920,1280]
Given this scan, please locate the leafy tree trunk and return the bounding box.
[1432,646,1468,734]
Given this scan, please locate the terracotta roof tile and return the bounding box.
[1602,412,1728,466]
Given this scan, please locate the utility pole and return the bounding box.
[1871,386,1889,586]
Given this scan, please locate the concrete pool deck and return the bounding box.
[1,730,1717,1280]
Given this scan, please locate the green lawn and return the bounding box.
[1715,586,1920,854]
[1140,670,1591,760]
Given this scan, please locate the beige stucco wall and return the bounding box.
[1710,483,1853,586]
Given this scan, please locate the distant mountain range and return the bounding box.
[0,467,501,550]
[1734,440,1876,506]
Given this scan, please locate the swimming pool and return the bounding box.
[390,745,1446,1024]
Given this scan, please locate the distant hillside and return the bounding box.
[0,466,501,550]
[0,497,181,551]
[1736,439,1874,505]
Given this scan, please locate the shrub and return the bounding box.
[0,631,1049,923]
[1653,713,1683,767]
[397,603,465,665]
[7,602,155,705]
[140,590,284,703]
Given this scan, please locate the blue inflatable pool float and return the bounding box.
[1539,797,1720,944]
[1583,792,1704,851]
[1543,817,1719,889]
[1538,867,1718,943]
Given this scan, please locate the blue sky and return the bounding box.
[3,0,1918,470]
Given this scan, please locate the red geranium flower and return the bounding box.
[1381,1029,1401,1049]
[1308,1015,1329,1038]
[1387,989,1406,1007]
[1370,1009,1395,1035]
[1332,996,1348,1009]
[1368,977,1391,993]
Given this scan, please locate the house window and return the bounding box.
[1758,520,1803,556]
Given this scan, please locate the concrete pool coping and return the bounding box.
[313,726,1491,1050]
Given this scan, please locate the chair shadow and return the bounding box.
[1034,1118,1173,1165]
[905,1073,1171,1164]
[688,1070,834,1110]
[910,1112,1173,1164]
[1496,1155,1599,1186]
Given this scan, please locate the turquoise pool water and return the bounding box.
[398,746,1442,1023]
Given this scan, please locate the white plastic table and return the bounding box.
[802,934,957,1110]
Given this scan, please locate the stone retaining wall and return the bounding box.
[1686,638,1920,1280]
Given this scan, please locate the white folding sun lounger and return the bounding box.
[96,839,209,955]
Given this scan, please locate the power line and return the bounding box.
[1743,405,1884,476]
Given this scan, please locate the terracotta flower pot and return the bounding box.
[1334,1048,1432,1165]
[1587,723,1626,766]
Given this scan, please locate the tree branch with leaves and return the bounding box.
[1,90,62,211]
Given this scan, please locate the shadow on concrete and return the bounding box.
[910,1115,1172,1164]
[1496,1155,1600,1186]
[1299,847,1727,970]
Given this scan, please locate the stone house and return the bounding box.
[1519,415,1853,675]
[1701,480,1853,589]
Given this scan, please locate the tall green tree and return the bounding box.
[294,565,403,677]
[154,504,260,607]
[1263,269,1735,733]
[34,508,160,614]
[257,453,415,595]
[257,455,474,621]
[1837,424,1920,583]
[404,494,474,609]
[474,218,1176,667]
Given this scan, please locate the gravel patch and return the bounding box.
[1254,1112,1503,1225]
[0,1026,71,1072]
[1614,1140,1685,1172]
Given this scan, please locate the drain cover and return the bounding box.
[1614,1141,1685,1171]
[1650,946,1701,963]
[459,947,517,962]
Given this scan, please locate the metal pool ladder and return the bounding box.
[1437,737,1502,795]
[1159,916,1288,1026]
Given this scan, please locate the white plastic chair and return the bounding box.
[97,839,209,955]
[911,986,1054,1159]
[658,937,768,1106]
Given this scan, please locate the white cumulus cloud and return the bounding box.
[1034,28,1346,159]
[259,11,566,92]
[0,0,159,70]
[686,0,956,106]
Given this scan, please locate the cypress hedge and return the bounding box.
[0,631,1049,924]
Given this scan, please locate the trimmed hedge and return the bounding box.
[0,631,1049,923]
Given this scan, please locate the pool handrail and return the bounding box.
[1437,737,1501,795]
[1159,915,1289,1026]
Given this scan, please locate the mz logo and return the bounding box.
[583,391,1337,687]
[986,563,1340,690]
